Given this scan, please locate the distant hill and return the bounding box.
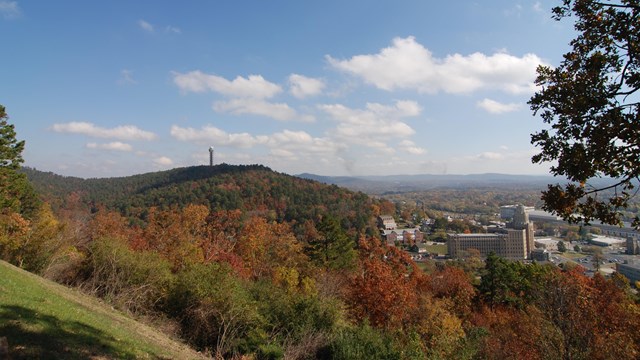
[298,173,587,194]
[0,259,205,359]
[22,164,377,233]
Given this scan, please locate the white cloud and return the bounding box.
[165,25,181,34]
[366,100,422,117]
[533,2,543,12]
[327,36,544,94]
[288,74,325,98]
[263,129,341,155]
[118,69,137,85]
[477,151,505,160]
[170,125,261,148]
[51,122,157,141]
[86,142,133,152]
[477,98,522,114]
[213,98,313,122]
[153,156,173,166]
[0,1,20,18]
[171,125,341,161]
[399,140,426,155]
[172,71,282,98]
[319,100,420,146]
[269,148,297,159]
[138,19,154,32]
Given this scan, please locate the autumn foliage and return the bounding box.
[2,158,640,358]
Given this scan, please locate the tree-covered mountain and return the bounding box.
[22,164,379,236]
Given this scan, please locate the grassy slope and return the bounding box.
[0,260,206,359]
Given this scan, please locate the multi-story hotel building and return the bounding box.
[448,204,535,260]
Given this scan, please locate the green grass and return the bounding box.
[422,243,448,255]
[0,260,206,359]
[559,252,584,259]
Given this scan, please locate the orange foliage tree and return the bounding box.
[236,216,306,280]
[142,205,208,270]
[471,305,564,360]
[349,237,423,330]
[427,265,476,318]
[525,267,640,359]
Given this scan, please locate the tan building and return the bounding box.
[382,228,423,246]
[448,229,529,260]
[448,205,534,260]
[378,215,397,230]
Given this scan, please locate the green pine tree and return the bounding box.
[306,216,356,270]
[0,105,39,218]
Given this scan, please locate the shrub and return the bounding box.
[320,323,405,360]
[85,237,173,314]
[167,262,262,358]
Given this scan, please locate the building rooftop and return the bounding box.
[590,235,626,246]
[453,233,501,238]
[528,210,562,221]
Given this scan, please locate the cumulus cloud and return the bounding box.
[319,100,420,149]
[0,1,20,18]
[86,142,133,152]
[477,98,522,114]
[138,19,154,32]
[477,151,505,160]
[213,98,313,122]
[153,156,173,166]
[173,71,282,98]
[327,36,544,94]
[171,125,340,161]
[262,129,341,155]
[170,125,261,148]
[288,74,325,98]
[269,148,296,159]
[399,140,426,155]
[51,122,157,141]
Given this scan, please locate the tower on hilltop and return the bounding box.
[209,146,214,166]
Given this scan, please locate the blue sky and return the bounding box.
[1,1,575,178]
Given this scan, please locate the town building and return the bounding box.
[616,260,640,285]
[534,238,560,251]
[626,237,640,255]
[378,215,397,230]
[382,228,423,246]
[589,235,626,247]
[500,204,535,220]
[448,204,535,260]
[526,209,640,241]
[448,229,529,260]
[530,248,550,262]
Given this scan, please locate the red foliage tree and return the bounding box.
[427,265,476,318]
[349,237,424,330]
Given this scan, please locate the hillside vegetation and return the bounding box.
[0,259,205,359]
[22,164,378,237]
[12,166,640,359]
[0,132,635,358]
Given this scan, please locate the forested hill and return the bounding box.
[22,164,377,233]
